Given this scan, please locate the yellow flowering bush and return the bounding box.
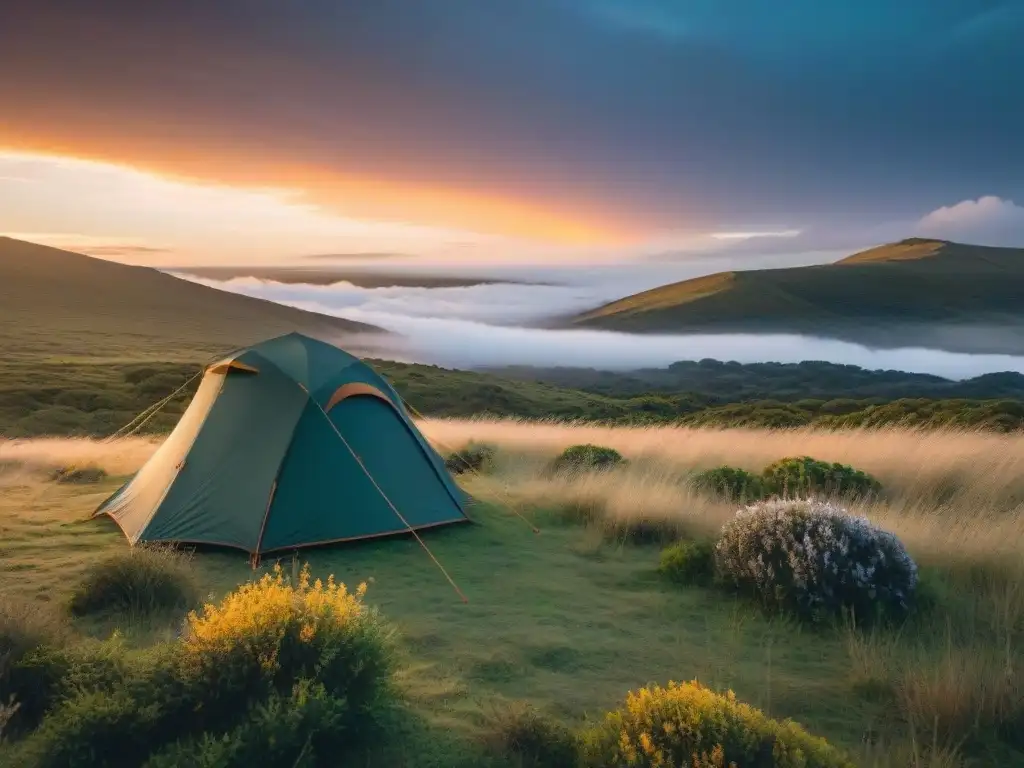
[176,562,395,737]
[10,565,396,766]
[580,680,854,768]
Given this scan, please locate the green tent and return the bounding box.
[95,332,469,557]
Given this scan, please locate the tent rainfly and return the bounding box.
[94,332,470,556]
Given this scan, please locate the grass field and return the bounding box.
[2,423,1022,766]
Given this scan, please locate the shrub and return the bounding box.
[176,563,395,738]
[761,456,881,499]
[692,466,765,501]
[549,444,625,474]
[18,684,166,767]
[19,564,396,766]
[444,441,497,475]
[68,545,201,618]
[658,540,715,586]
[580,679,853,767]
[51,465,107,484]
[0,599,68,738]
[483,702,579,768]
[144,679,349,768]
[715,499,918,623]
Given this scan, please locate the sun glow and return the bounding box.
[0,139,627,266]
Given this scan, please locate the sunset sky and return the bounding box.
[1,1,1022,265]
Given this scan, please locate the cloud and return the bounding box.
[1,2,1021,242]
[0,231,175,259]
[710,230,802,241]
[176,271,1024,379]
[181,275,628,326]
[74,244,174,257]
[915,196,1024,246]
[302,252,407,261]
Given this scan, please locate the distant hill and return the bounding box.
[0,237,383,363]
[487,359,1024,401]
[570,239,1024,354]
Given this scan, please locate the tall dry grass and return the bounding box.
[6,423,1024,568]
[421,417,1024,509]
[0,436,159,479]
[427,418,1024,570]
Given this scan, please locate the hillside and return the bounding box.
[488,359,1024,400]
[571,239,1024,354]
[0,237,382,363]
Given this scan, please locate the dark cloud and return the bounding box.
[0,0,1020,236]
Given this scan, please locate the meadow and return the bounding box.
[1,422,1021,766]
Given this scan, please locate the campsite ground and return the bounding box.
[2,424,1022,766]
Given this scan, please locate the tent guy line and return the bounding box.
[300,380,469,602]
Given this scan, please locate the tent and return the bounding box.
[95,332,470,557]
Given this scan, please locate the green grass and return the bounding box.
[4,432,1024,765]
[571,239,1024,355]
[0,473,881,765]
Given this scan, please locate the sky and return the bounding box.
[1,1,1023,265]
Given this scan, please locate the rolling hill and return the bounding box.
[0,237,383,363]
[571,239,1024,354]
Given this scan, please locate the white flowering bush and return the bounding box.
[714,499,918,623]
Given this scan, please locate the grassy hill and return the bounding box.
[571,239,1024,354]
[489,359,1024,400]
[0,236,382,363]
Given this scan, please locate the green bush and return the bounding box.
[174,563,395,733]
[715,500,918,623]
[658,540,715,586]
[761,456,881,499]
[692,466,765,501]
[18,685,165,767]
[580,679,853,767]
[483,702,579,768]
[18,564,397,766]
[0,599,68,738]
[144,680,349,768]
[549,444,625,474]
[68,545,201,618]
[444,441,497,475]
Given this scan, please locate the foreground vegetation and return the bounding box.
[1,422,1022,766]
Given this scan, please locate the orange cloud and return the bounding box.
[0,127,631,246]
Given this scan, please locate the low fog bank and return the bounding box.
[179,273,1024,380]
[369,324,1024,379]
